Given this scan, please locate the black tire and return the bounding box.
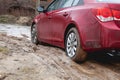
[65,27,87,62]
[31,24,39,45]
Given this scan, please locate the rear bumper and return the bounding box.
[85,21,120,52]
[101,22,120,48]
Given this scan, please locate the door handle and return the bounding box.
[63,12,68,17]
[48,16,52,19]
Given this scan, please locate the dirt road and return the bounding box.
[0,24,120,80]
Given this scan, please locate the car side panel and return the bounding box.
[50,8,72,47]
[34,2,110,51]
[70,3,108,51]
[37,12,53,43]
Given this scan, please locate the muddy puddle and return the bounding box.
[0,23,30,40]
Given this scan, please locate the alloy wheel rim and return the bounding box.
[66,32,78,58]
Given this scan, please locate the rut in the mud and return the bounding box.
[0,33,120,80]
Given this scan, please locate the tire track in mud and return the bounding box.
[34,44,120,80]
[0,34,120,80]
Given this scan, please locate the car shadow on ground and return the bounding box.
[39,43,120,73]
[87,51,120,73]
[88,51,120,62]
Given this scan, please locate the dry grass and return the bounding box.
[0,15,32,26]
[0,15,16,23]
[20,66,36,74]
[0,47,9,54]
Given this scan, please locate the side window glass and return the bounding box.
[72,0,80,6]
[72,0,84,6]
[60,0,74,8]
[47,0,60,11]
[78,0,84,5]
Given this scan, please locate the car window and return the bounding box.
[78,0,84,5]
[72,0,80,6]
[47,0,61,11]
[97,0,120,3]
[72,0,84,6]
[60,0,74,8]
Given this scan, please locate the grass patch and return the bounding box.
[0,47,9,54]
[0,15,16,23]
[20,67,35,73]
[0,15,32,26]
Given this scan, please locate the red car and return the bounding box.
[31,0,120,62]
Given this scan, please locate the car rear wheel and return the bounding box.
[65,27,87,62]
[31,24,39,45]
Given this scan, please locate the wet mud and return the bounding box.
[0,24,120,80]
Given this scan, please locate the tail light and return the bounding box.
[93,8,120,22]
[112,10,120,20]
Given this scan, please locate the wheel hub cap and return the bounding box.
[66,32,78,58]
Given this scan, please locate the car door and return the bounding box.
[50,0,74,45]
[37,0,60,42]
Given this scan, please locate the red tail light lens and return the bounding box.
[98,8,112,18]
[112,10,120,20]
[93,8,120,22]
[93,8,113,22]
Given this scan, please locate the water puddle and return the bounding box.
[0,24,31,40]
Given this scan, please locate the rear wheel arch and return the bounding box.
[64,26,87,62]
[64,23,83,48]
[64,24,75,46]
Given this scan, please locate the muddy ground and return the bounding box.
[0,24,120,80]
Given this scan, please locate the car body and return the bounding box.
[31,0,120,62]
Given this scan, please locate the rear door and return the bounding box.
[50,0,74,44]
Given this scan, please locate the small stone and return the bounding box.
[0,73,7,80]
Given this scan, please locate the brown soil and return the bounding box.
[0,15,32,26]
[0,33,120,80]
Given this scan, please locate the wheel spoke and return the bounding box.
[34,36,37,43]
[73,34,76,42]
[69,33,72,41]
[71,33,73,39]
[67,43,71,48]
[67,47,71,54]
[67,37,71,44]
[71,33,75,41]
[73,46,77,52]
[69,50,73,57]
[73,40,77,46]
[71,48,75,56]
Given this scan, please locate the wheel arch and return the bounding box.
[64,23,79,43]
[64,23,75,45]
[64,22,84,48]
[31,22,35,28]
[31,22,36,32]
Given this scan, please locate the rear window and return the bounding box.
[97,0,120,3]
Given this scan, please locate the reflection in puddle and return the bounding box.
[0,24,31,40]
